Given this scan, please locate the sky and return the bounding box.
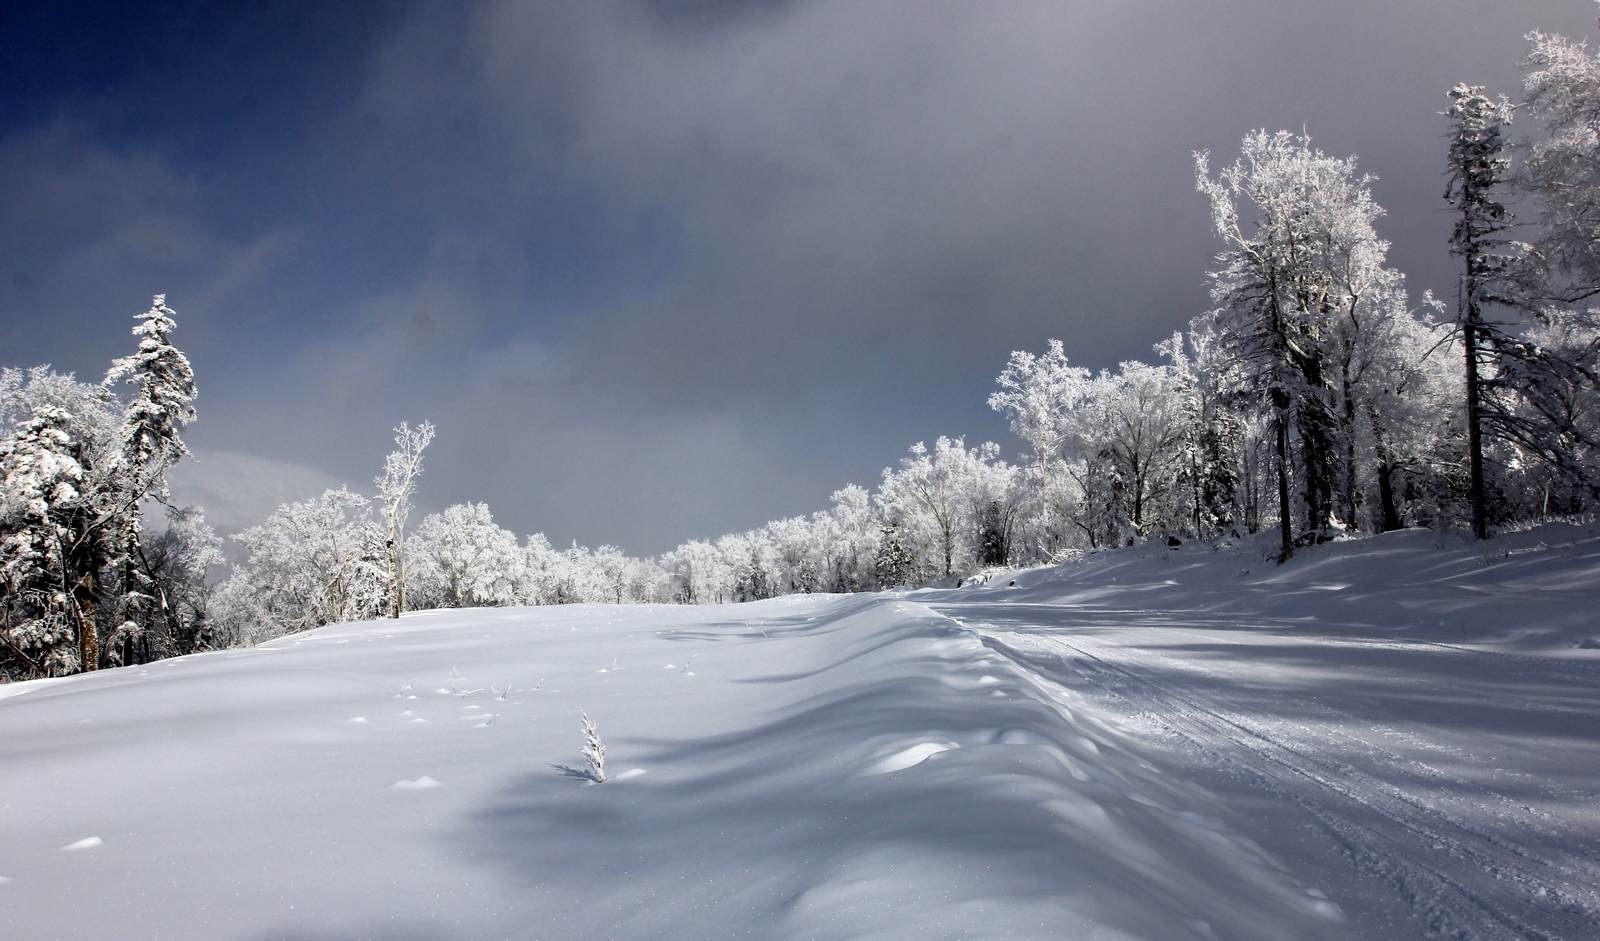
[2,0,1595,555]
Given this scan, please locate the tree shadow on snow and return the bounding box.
[452,632,1360,941]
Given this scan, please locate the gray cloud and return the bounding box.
[6,1,1596,554]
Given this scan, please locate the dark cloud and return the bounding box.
[2,1,1595,553]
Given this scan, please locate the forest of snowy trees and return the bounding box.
[4,25,1600,678]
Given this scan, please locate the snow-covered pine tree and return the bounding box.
[0,405,86,674]
[1444,85,1518,539]
[105,296,196,490]
[105,295,199,656]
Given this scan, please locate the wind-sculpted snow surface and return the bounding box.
[2,523,1597,940]
[929,522,1600,940]
[5,603,1346,939]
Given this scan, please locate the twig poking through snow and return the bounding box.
[581,713,606,783]
[681,655,695,674]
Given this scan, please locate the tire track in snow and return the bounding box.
[948,615,1600,941]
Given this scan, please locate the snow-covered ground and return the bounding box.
[3,523,1598,940]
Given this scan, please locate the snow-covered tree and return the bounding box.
[117,505,223,660]
[1197,131,1405,557]
[989,340,1089,558]
[877,437,1009,579]
[0,297,202,676]
[407,502,523,609]
[1443,84,1519,538]
[0,402,89,675]
[222,488,386,636]
[104,296,197,495]
[376,421,434,618]
[1499,30,1600,503]
[821,484,878,591]
[104,295,201,656]
[1522,26,1600,305]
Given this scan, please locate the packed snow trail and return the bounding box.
[927,523,1600,941]
[935,606,1600,941]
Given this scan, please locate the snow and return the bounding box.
[864,741,960,774]
[392,776,442,790]
[1,523,1597,940]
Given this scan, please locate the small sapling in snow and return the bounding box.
[581,713,606,783]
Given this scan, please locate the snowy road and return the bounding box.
[935,601,1600,941]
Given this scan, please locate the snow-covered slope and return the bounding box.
[3,523,1598,940]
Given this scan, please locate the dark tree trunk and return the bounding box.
[1377,462,1402,532]
[1464,297,1489,540]
[75,575,97,672]
[1274,404,1293,561]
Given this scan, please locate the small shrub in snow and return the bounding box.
[581,713,606,783]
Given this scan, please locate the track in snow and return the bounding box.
[934,602,1600,941]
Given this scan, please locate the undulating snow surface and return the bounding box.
[3,524,1599,940]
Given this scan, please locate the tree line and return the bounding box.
[3,24,1598,677]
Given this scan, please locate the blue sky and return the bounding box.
[3,1,1593,552]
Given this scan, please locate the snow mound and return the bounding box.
[391,777,441,790]
[864,741,958,774]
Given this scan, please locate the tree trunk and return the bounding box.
[386,538,400,619]
[75,574,97,672]
[1341,361,1360,529]
[1464,284,1489,540]
[1274,402,1293,562]
[1377,461,1402,532]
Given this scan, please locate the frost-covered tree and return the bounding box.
[221,488,386,636]
[1197,131,1404,557]
[376,421,434,618]
[407,502,523,609]
[822,485,878,591]
[877,437,1010,578]
[122,505,223,659]
[0,297,201,676]
[1503,29,1600,503]
[0,401,90,675]
[989,340,1089,557]
[105,296,197,495]
[1522,26,1600,305]
[1444,85,1519,538]
[105,295,200,656]
[1085,361,1191,540]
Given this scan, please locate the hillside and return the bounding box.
[3,523,1598,940]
